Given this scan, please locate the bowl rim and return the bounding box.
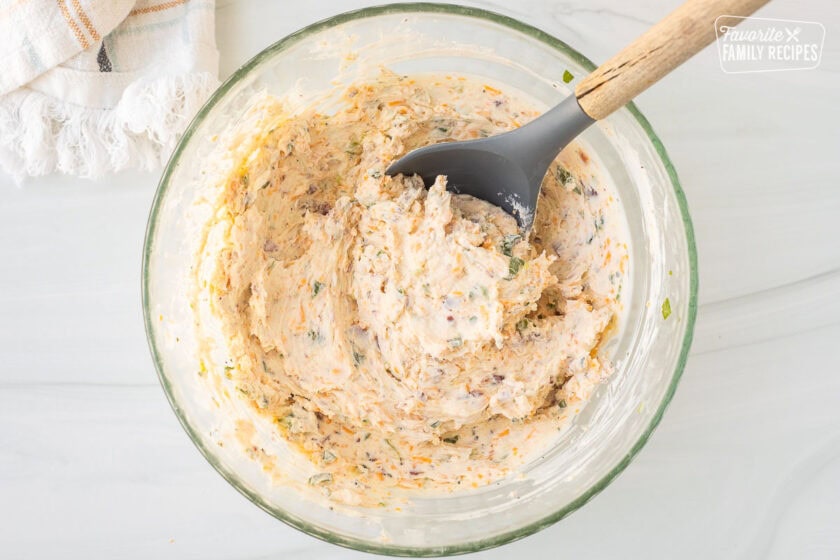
[142,2,699,556]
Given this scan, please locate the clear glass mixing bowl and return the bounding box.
[143,4,697,556]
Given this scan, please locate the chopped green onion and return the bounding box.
[352,350,365,367]
[384,438,401,458]
[307,329,323,342]
[500,233,522,257]
[662,298,672,320]
[345,139,362,155]
[554,166,573,185]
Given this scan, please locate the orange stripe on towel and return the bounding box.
[56,0,89,49]
[130,0,188,16]
[71,0,100,41]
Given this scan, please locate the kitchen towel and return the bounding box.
[0,0,219,179]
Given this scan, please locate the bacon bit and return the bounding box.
[498,428,510,437]
[413,456,432,464]
[483,84,501,95]
[578,149,590,164]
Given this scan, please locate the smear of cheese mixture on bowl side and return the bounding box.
[194,72,628,506]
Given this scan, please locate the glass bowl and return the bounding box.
[142,3,697,556]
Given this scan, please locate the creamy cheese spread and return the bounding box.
[194,72,628,505]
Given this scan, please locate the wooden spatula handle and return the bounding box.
[575,0,769,120]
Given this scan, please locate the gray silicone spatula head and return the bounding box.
[386,96,593,229]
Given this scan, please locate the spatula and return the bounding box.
[387,0,769,228]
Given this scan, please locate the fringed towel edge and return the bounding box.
[0,71,218,181]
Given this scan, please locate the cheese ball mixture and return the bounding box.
[194,72,628,505]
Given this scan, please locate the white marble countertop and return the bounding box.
[2,0,838,558]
